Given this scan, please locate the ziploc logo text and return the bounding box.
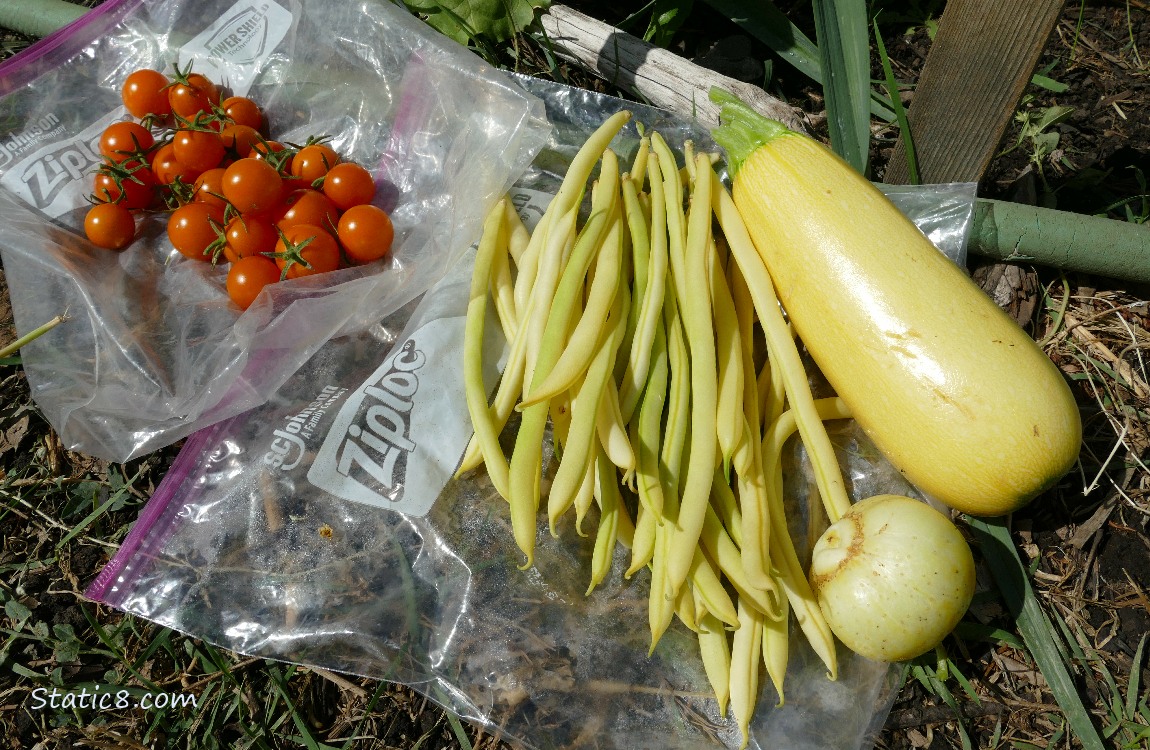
[308,317,474,517]
[309,339,426,510]
[0,111,122,218]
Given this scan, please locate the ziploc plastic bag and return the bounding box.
[89,77,977,750]
[0,0,549,462]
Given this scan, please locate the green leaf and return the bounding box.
[54,639,80,664]
[1032,73,1070,93]
[873,15,918,183]
[405,0,543,45]
[11,662,43,680]
[5,599,32,623]
[965,515,1107,750]
[812,0,872,174]
[643,0,693,47]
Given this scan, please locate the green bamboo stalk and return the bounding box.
[0,0,86,39]
[969,198,1150,284]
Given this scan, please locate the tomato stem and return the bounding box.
[267,229,317,280]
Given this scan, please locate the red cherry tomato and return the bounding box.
[93,161,157,210]
[322,162,376,211]
[99,121,154,162]
[221,124,262,158]
[192,168,229,210]
[223,215,278,262]
[222,158,284,214]
[337,204,394,265]
[167,202,224,261]
[226,255,282,310]
[168,71,221,119]
[151,142,202,186]
[274,224,341,279]
[221,96,263,130]
[277,189,339,234]
[290,143,339,183]
[121,69,172,121]
[173,128,225,173]
[84,202,136,250]
[248,140,286,160]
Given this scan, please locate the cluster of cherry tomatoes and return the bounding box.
[84,64,395,309]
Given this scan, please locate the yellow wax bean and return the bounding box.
[507,204,613,568]
[617,174,648,385]
[737,419,774,592]
[619,154,669,423]
[545,285,627,531]
[730,600,764,750]
[633,319,669,519]
[459,200,511,499]
[682,140,697,182]
[549,392,573,454]
[708,465,743,549]
[523,206,578,389]
[512,207,547,317]
[626,501,657,578]
[521,200,624,407]
[596,379,635,475]
[762,397,852,514]
[697,613,732,718]
[769,519,838,680]
[650,132,687,308]
[630,135,650,193]
[688,546,740,628]
[762,588,790,707]
[675,582,699,633]
[648,515,676,654]
[659,286,690,497]
[615,488,636,549]
[709,164,853,523]
[504,197,530,268]
[572,453,597,538]
[709,234,745,477]
[587,447,621,595]
[456,298,529,474]
[701,502,779,619]
[761,398,849,679]
[553,110,632,213]
[663,153,718,603]
[488,217,518,343]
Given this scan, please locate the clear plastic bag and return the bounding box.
[0,0,549,461]
[88,77,978,750]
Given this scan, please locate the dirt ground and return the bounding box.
[2,1,1149,749]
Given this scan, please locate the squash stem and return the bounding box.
[708,88,794,177]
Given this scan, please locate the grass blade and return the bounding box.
[966,515,1106,750]
[1126,633,1148,721]
[811,0,872,174]
[873,16,919,184]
